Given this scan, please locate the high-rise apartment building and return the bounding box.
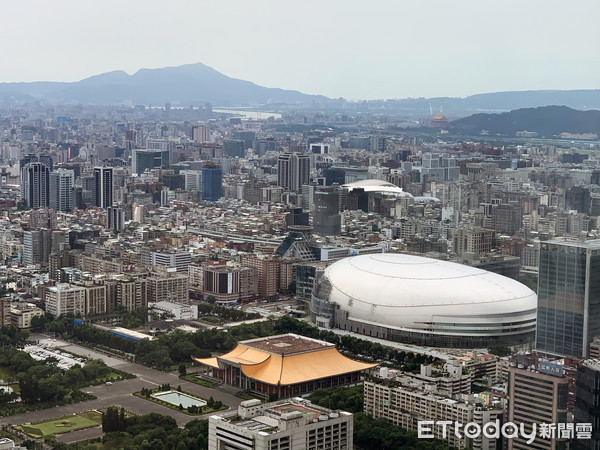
[147,269,189,303]
[192,125,210,143]
[507,362,568,450]
[536,239,600,358]
[45,283,86,317]
[94,167,113,208]
[49,169,74,212]
[240,254,280,300]
[277,152,310,191]
[21,162,50,208]
[203,265,258,304]
[107,204,125,231]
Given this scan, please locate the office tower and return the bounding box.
[253,137,278,155]
[323,167,346,186]
[201,165,222,202]
[49,169,74,212]
[301,184,315,211]
[131,149,170,175]
[491,203,522,235]
[285,208,309,227]
[507,362,568,450]
[180,170,202,191]
[313,186,342,236]
[573,359,600,449]
[223,139,246,158]
[233,131,255,150]
[192,125,210,143]
[536,239,600,358]
[23,229,51,266]
[202,265,258,304]
[107,204,125,231]
[93,167,113,208]
[141,249,191,272]
[310,143,329,154]
[277,152,310,191]
[21,162,50,208]
[209,398,353,450]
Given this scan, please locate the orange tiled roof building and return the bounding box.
[194,333,377,398]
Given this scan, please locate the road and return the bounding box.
[1,336,242,440]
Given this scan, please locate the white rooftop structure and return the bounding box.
[342,179,413,197]
[311,253,537,348]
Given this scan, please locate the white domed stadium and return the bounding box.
[310,253,536,348]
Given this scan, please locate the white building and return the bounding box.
[148,301,198,320]
[209,398,353,450]
[45,283,86,317]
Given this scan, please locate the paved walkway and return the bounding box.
[1,336,243,442]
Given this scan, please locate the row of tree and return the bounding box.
[35,314,435,372]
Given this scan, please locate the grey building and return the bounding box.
[94,167,113,208]
[313,186,341,236]
[277,153,310,191]
[573,359,600,449]
[21,162,50,208]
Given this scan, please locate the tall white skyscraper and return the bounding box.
[49,169,74,212]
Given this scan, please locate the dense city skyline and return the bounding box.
[2,0,599,100]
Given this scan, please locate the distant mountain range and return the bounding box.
[449,105,600,137]
[0,63,328,107]
[0,63,599,112]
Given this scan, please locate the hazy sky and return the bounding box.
[2,0,598,100]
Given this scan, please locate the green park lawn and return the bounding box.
[15,411,103,438]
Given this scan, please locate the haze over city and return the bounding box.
[2,0,599,99]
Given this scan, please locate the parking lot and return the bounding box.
[23,344,86,370]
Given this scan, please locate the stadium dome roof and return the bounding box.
[342,179,413,197]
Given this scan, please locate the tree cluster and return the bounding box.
[101,406,127,432]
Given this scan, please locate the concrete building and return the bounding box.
[45,283,86,317]
[209,397,353,450]
[10,302,43,328]
[364,371,504,449]
[507,362,568,450]
[49,169,74,212]
[21,161,50,208]
[142,249,191,273]
[107,204,125,231]
[453,227,494,256]
[203,265,258,304]
[536,239,600,358]
[147,269,189,303]
[148,301,198,320]
[0,298,10,327]
[277,153,310,191]
[240,254,280,300]
[114,277,148,311]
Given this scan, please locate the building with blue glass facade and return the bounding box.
[201,166,222,202]
[536,239,600,358]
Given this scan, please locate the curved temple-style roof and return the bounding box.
[240,348,376,385]
[193,338,377,386]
